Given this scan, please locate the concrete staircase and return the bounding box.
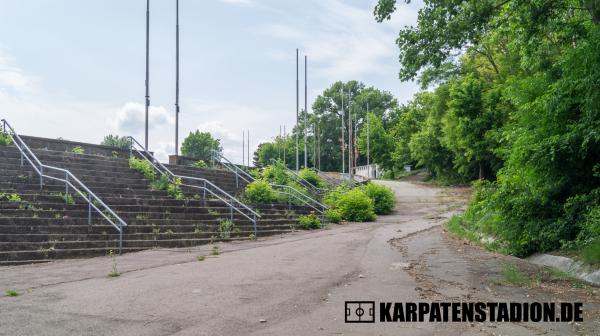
[0,143,310,266]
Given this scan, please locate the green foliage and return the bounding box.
[197,255,206,261]
[244,180,277,203]
[298,213,321,230]
[129,157,156,181]
[211,245,220,255]
[71,146,85,155]
[500,263,532,287]
[151,174,170,191]
[0,132,12,146]
[580,240,600,266]
[298,168,325,188]
[361,183,395,215]
[62,193,75,205]
[101,135,130,150]
[373,0,600,258]
[5,289,18,297]
[167,177,184,200]
[181,131,222,162]
[324,208,342,224]
[191,160,207,168]
[331,188,376,222]
[107,250,120,277]
[218,219,235,239]
[260,160,290,185]
[0,192,22,202]
[357,112,394,170]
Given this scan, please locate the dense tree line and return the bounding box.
[373,0,600,257]
[254,0,599,258]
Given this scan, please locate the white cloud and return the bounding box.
[112,102,174,135]
[0,50,38,93]
[261,0,419,80]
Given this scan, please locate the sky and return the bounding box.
[0,0,422,164]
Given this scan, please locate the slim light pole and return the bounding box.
[144,0,150,150]
[303,55,308,169]
[295,49,299,171]
[367,102,370,178]
[174,0,180,156]
[341,88,345,174]
[248,130,250,167]
[348,94,352,177]
[283,125,286,166]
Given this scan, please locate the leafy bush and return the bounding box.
[71,146,85,154]
[298,168,325,188]
[192,160,207,168]
[244,180,277,203]
[101,135,131,150]
[0,132,12,146]
[167,177,184,200]
[298,213,321,229]
[361,183,395,215]
[324,209,342,223]
[335,188,376,222]
[129,157,156,181]
[260,160,290,185]
[151,174,170,191]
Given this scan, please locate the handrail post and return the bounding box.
[230,206,233,221]
[65,172,69,200]
[203,181,206,199]
[235,173,238,188]
[39,166,43,190]
[88,194,92,225]
[252,214,257,236]
[119,228,123,255]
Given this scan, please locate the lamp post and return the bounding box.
[295,49,299,171]
[144,0,150,150]
[304,55,308,169]
[340,88,345,174]
[174,0,180,156]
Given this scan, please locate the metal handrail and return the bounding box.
[212,150,327,214]
[269,159,335,195]
[129,137,260,235]
[1,119,127,254]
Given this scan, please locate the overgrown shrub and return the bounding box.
[260,160,290,185]
[0,132,12,146]
[192,160,207,168]
[362,183,395,215]
[167,177,184,200]
[151,174,170,191]
[298,168,325,188]
[101,135,131,150]
[129,157,156,181]
[324,209,342,223]
[71,146,85,154]
[244,180,277,203]
[335,188,376,222]
[298,213,321,229]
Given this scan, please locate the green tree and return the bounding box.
[101,135,131,150]
[181,131,222,161]
[356,113,394,170]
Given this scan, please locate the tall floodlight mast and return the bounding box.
[304,55,308,168]
[295,49,299,171]
[341,88,345,174]
[174,0,180,155]
[144,0,150,150]
[367,102,370,178]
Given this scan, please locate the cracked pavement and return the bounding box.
[1,181,598,335]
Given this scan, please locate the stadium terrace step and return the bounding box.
[0,138,314,264]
